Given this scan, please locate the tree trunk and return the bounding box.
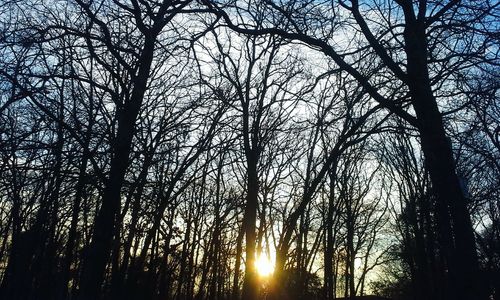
[241,156,259,300]
[403,13,483,300]
[77,36,156,299]
[324,168,336,300]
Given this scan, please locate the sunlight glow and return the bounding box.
[255,254,274,277]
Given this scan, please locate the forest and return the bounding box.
[0,0,498,299]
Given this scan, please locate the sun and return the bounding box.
[255,254,274,277]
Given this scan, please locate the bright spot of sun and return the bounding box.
[255,254,274,277]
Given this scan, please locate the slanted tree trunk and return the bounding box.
[78,35,156,299]
[401,9,483,299]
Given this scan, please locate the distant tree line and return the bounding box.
[0,1,498,300]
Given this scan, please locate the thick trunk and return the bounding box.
[241,157,259,300]
[416,103,481,299]
[403,17,483,300]
[77,37,156,299]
